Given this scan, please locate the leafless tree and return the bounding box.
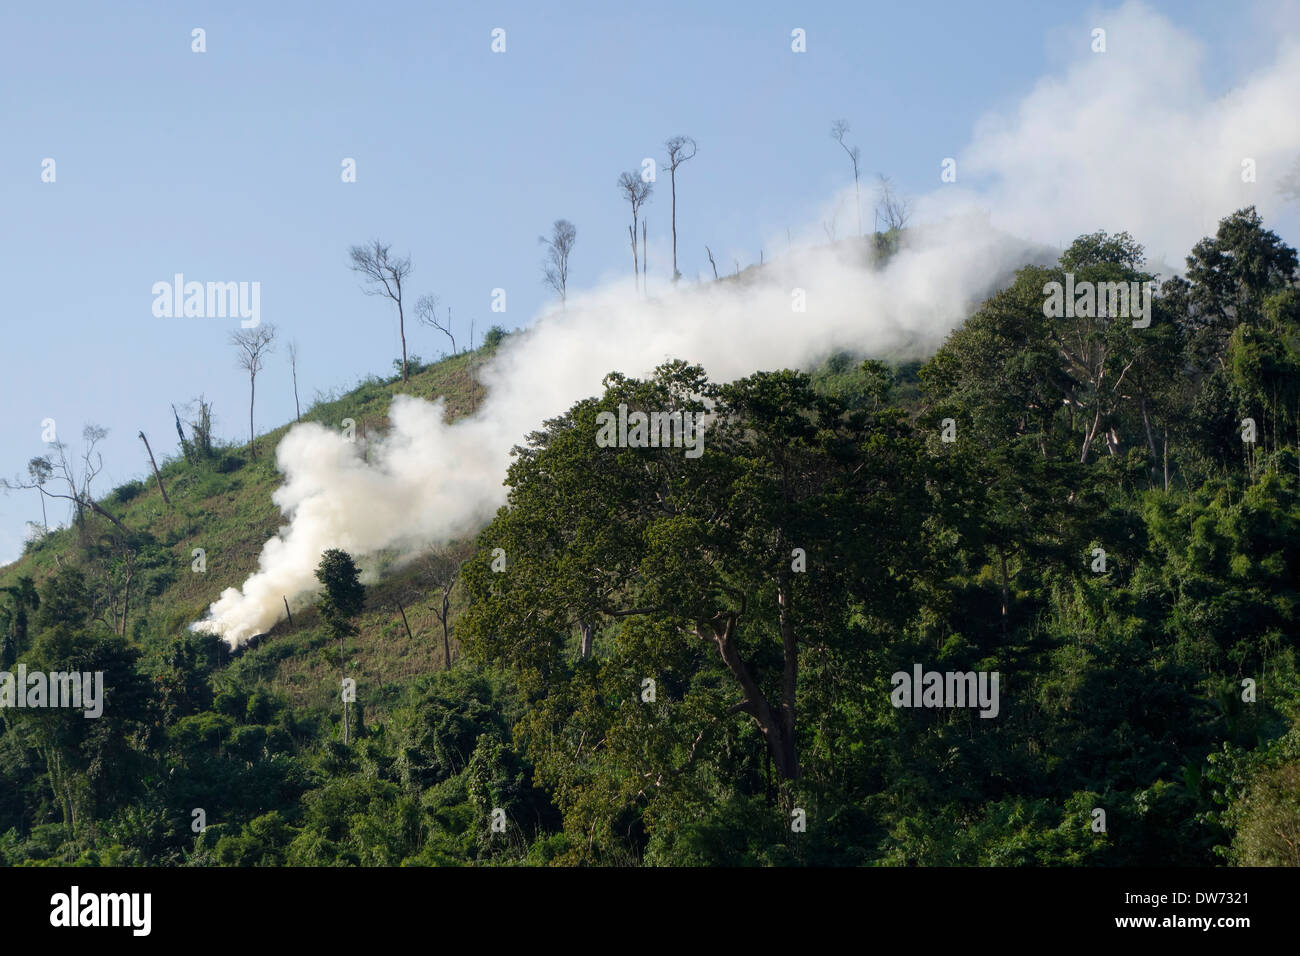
[663,136,697,281]
[288,341,302,422]
[3,425,126,534]
[831,120,863,237]
[705,245,719,280]
[415,293,456,355]
[172,404,188,457]
[540,219,576,305]
[138,431,169,505]
[875,174,910,232]
[421,544,467,670]
[618,171,653,293]
[230,323,277,459]
[350,240,413,381]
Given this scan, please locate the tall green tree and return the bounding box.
[1180,206,1298,367]
[316,549,365,745]
[460,362,932,860]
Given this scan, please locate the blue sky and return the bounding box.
[0,0,1294,563]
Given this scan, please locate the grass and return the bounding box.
[0,342,498,727]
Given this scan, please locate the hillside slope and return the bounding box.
[1,347,492,721]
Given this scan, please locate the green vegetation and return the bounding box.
[1,211,1298,866]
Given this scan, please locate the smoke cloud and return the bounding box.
[193,2,1300,646]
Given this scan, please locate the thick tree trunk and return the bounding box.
[707,612,798,780]
[578,619,594,661]
[86,498,129,535]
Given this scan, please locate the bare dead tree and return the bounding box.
[138,432,169,505]
[230,323,277,459]
[288,341,302,422]
[415,293,456,355]
[349,240,413,381]
[171,403,188,458]
[618,171,653,293]
[3,426,127,534]
[664,136,697,281]
[831,120,863,237]
[540,219,577,305]
[395,599,414,640]
[76,426,107,509]
[875,173,910,231]
[422,544,468,670]
[705,245,719,280]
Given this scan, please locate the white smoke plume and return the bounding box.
[193,2,1300,646]
[193,222,1038,646]
[919,1,1300,265]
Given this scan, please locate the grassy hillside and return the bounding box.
[1,346,493,723]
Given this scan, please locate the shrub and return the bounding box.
[215,453,243,474]
[109,479,146,504]
[394,355,424,377]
